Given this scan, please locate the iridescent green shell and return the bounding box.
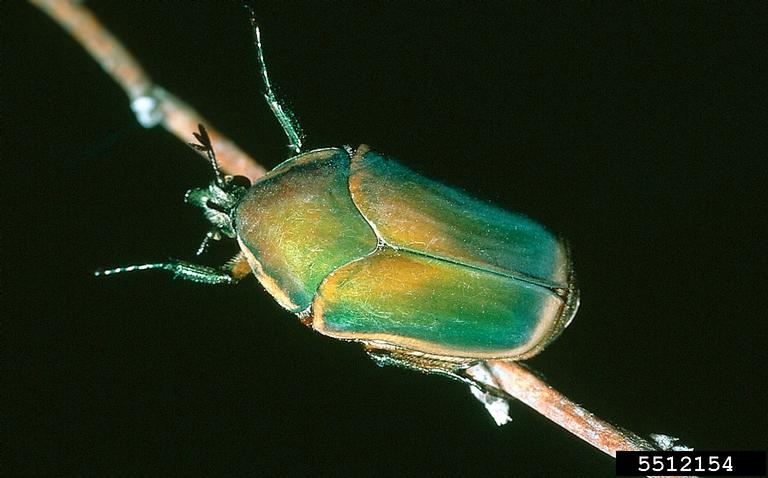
[234,146,577,362]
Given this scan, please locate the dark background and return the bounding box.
[7,2,767,477]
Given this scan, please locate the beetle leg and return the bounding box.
[364,346,467,379]
[96,252,252,284]
[195,230,214,256]
[95,260,237,285]
[224,252,253,281]
[365,346,515,425]
[460,362,514,425]
[246,9,304,155]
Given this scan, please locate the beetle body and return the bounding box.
[233,144,578,367]
[97,26,578,376]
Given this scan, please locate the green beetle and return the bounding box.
[97,27,578,379]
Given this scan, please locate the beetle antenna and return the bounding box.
[189,123,224,186]
[245,6,304,155]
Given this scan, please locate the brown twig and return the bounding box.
[34,2,696,476]
[30,0,266,181]
[467,361,697,478]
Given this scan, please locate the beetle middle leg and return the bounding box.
[364,346,470,381]
[364,346,515,425]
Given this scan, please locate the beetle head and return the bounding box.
[186,124,251,255]
[185,176,250,240]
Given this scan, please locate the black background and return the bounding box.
[7,2,767,477]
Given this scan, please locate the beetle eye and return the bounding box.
[230,175,251,189]
[206,200,228,214]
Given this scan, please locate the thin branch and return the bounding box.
[30,0,266,181]
[467,361,697,478]
[34,2,696,476]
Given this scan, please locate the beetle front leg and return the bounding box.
[95,261,234,284]
[95,252,251,285]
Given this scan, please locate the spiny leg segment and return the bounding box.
[94,253,252,285]
[95,261,235,284]
[246,7,304,155]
